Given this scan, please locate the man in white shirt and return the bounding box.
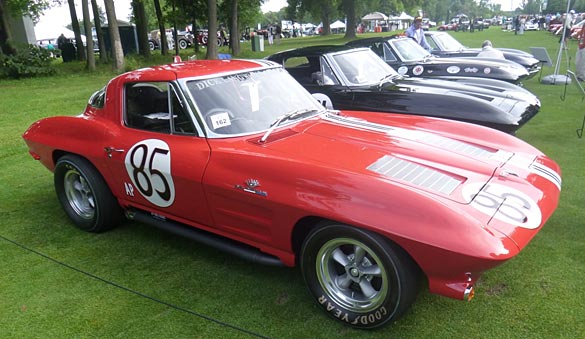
[405,17,431,51]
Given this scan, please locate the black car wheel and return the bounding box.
[178,39,188,49]
[54,154,122,233]
[300,223,420,329]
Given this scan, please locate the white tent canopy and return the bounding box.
[397,12,414,20]
[330,20,346,29]
[34,21,86,42]
[362,12,388,21]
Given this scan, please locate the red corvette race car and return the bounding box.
[23,59,561,329]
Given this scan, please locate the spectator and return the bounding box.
[560,10,575,49]
[405,17,431,51]
[267,24,274,45]
[275,24,281,44]
[477,40,505,59]
[576,22,585,81]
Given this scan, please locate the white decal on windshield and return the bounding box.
[210,112,232,129]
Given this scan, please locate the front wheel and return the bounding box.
[54,154,122,233]
[300,223,420,329]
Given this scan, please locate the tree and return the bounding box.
[0,0,50,55]
[81,0,95,70]
[206,0,218,59]
[67,0,86,61]
[229,0,240,55]
[343,0,356,39]
[91,0,108,63]
[153,0,169,55]
[132,0,150,57]
[104,0,124,72]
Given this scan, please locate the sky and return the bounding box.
[35,0,285,41]
[35,0,133,40]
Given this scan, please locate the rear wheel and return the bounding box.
[54,154,122,232]
[300,223,420,329]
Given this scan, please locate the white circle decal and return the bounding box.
[413,65,424,76]
[462,182,542,229]
[125,139,176,207]
[484,67,491,74]
[397,66,408,75]
[447,66,460,74]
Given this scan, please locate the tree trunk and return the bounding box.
[91,0,108,63]
[104,0,125,72]
[153,0,168,56]
[230,0,239,56]
[343,0,356,39]
[321,2,332,35]
[0,0,16,55]
[81,0,95,70]
[132,0,150,57]
[205,0,218,60]
[67,0,86,61]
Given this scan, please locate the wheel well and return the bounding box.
[291,217,424,280]
[52,150,70,167]
[291,216,323,260]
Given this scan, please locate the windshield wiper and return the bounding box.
[260,108,319,142]
[378,73,398,88]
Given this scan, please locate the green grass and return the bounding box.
[1,28,584,338]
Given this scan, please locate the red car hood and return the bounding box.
[262,113,502,202]
[256,112,561,242]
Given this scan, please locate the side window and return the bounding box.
[383,44,397,62]
[426,38,438,51]
[88,87,106,108]
[283,56,314,85]
[169,86,196,135]
[125,82,171,133]
[318,56,339,85]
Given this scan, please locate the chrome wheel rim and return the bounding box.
[63,168,95,220]
[316,238,388,312]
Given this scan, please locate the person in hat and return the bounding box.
[405,17,431,51]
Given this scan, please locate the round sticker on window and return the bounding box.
[397,66,408,75]
[447,66,460,74]
[484,67,491,74]
[413,65,424,76]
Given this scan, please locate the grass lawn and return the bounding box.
[1,27,584,338]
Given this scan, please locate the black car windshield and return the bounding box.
[331,49,400,86]
[185,67,325,136]
[431,33,466,51]
[389,38,432,62]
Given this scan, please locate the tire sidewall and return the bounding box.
[300,224,406,329]
[54,155,120,232]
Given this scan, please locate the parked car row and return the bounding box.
[22,32,559,331]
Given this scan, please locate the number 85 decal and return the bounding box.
[125,139,176,207]
[463,182,542,229]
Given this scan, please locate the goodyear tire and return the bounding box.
[54,154,122,233]
[300,223,420,329]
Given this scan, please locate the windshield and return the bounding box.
[389,38,431,62]
[331,49,400,85]
[432,33,466,51]
[185,67,325,136]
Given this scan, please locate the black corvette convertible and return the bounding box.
[266,45,540,134]
[424,31,541,76]
[346,36,530,83]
